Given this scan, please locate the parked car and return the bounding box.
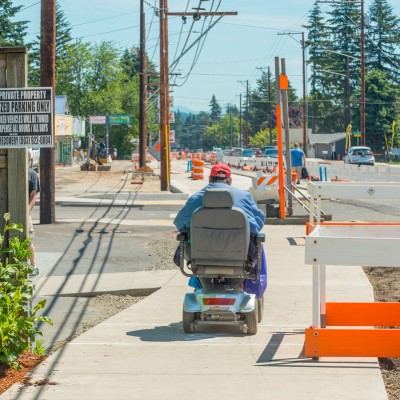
[231,148,244,157]
[344,146,375,166]
[251,148,262,157]
[261,145,276,153]
[242,149,256,158]
[29,148,40,171]
[263,148,279,158]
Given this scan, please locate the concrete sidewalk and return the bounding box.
[0,161,387,400]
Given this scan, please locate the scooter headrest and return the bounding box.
[202,189,234,208]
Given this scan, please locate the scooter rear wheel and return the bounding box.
[257,296,264,323]
[183,311,195,333]
[245,301,258,335]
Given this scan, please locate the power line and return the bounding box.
[20,1,40,11]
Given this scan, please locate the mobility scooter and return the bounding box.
[177,188,265,335]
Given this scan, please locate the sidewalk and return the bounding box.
[0,161,387,400]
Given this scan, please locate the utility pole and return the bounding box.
[239,93,242,147]
[360,0,366,146]
[301,32,307,156]
[281,58,293,216]
[229,112,233,148]
[159,8,237,188]
[268,66,273,145]
[159,0,169,190]
[346,57,351,127]
[40,0,56,224]
[139,0,147,167]
[245,80,249,148]
[275,57,286,219]
[277,31,307,155]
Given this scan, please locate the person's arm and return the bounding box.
[244,193,266,234]
[28,190,37,214]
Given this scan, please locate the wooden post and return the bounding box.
[0,47,28,241]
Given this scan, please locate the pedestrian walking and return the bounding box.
[28,150,40,276]
[290,143,306,184]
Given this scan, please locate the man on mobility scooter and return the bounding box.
[174,163,267,334]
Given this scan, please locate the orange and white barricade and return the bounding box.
[210,153,217,164]
[192,159,204,180]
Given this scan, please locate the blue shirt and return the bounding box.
[290,148,305,167]
[173,182,265,235]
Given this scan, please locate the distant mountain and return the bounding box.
[171,105,202,115]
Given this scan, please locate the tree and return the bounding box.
[56,40,94,117]
[249,128,277,148]
[364,69,400,151]
[366,0,400,80]
[0,0,28,47]
[29,3,75,87]
[209,95,221,123]
[304,2,336,133]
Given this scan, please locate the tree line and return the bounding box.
[1,0,399,154]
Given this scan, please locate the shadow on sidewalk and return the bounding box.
[127,322,249,342]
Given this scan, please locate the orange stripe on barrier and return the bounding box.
[326,302,400,327]
[257,176,266,187]
[305,222,315,235]
[267,176,278,185]
[305,327,400,358]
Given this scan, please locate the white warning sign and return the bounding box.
[0,88,53,148]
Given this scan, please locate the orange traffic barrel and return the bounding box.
[192,159,204,180]
[210,153,217,164]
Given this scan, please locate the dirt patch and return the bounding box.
[364,267,400,400]
[0,352,46,394]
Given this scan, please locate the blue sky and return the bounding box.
[15,0,400,113]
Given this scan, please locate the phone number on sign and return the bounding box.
[0,135,53,147]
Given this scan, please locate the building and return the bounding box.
[55,96,86,163]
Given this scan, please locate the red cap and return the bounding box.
[210,163,231,178]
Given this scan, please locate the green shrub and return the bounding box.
[0,213,52,369]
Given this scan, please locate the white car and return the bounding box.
[344,146,375,166]
[29,148,40,171]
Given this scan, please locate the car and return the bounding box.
[29,148,40,171]
[251,148,262,157]
[231,148,244,157]
[261,145,276,152]
[263,148,279,158]
[344,146,375,166]
[242,149,256,158]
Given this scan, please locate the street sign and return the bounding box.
[169,130,175,143]
[89,115,107,125]
[0,87,53,148]
[169,111,175,124]
[169,96,174,107]
[353,131,361,138]
[107,114,133,125]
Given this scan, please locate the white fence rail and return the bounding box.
[307,160,400,183]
